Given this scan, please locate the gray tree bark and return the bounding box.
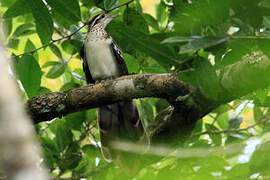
[0,22,49,180]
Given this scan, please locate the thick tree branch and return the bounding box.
[27,73,196,123]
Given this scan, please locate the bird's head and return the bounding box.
[87,14,120,30]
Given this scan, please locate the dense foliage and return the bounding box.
[2,0,270,179]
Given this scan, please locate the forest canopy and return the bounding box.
[1,0,270,179]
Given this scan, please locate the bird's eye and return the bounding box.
[101,14,105,18]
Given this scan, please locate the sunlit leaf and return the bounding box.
[46,62,66,79]
[49,44,63,59]
[216,112,229,129]
[42,61,60,68]
[156,1,168,28]
[12,23,34,37]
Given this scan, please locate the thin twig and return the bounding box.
[104,0,134,13]
[11,0,134,58]
[12,24,87,58]
[193,117,270,136]
[84,121,102,155]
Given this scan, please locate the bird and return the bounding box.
[80,13,149,171]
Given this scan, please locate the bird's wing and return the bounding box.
[110,40,129,76]
[80,45,95,84]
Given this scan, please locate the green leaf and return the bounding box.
[40,136,58,169]
[24,39,38,59]
[255,88,269,104]
[16,55,42,98]
[137,99,154,126]
[25,0,53,44]
[205,123,222,146]
[212,104,232,114]
[81,0,95,8]
[263,16,270,29]
[124,7,149,33]
[225,164,250,179]
[192,119,203,134]
[172,0,241,34]
[61,40,82,55]
[134,0,143,13]
[180,36,230,54]
[12,23,35,37]
[216,112,229,129]
[42,61,60,68]
[83,144,100,158]
[104,0,117,10]
[196,59,223,100]
[46,0,81,27]
[93,0,103,8]
[60,81,80,91]
[49,44,63,59]
[253,106,263,123]
[107,21,179,68]
[221,39,257,67]
[156,1,168,27]
[257,39,270,58]
[59,153,82,170]
[65,111,86,130]
[143,13,160,31]
[1,0,16,7]
[46,62,66,79]
[161,36,201,44]
[6,38,19,49]
[56,121,73,152]
[123,53,140,73]
[24,39,35,52]
[3,0,30,18]
[36,87,51,96]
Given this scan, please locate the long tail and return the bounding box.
[98,100,149,171]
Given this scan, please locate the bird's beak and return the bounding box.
[110,14,120,19]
